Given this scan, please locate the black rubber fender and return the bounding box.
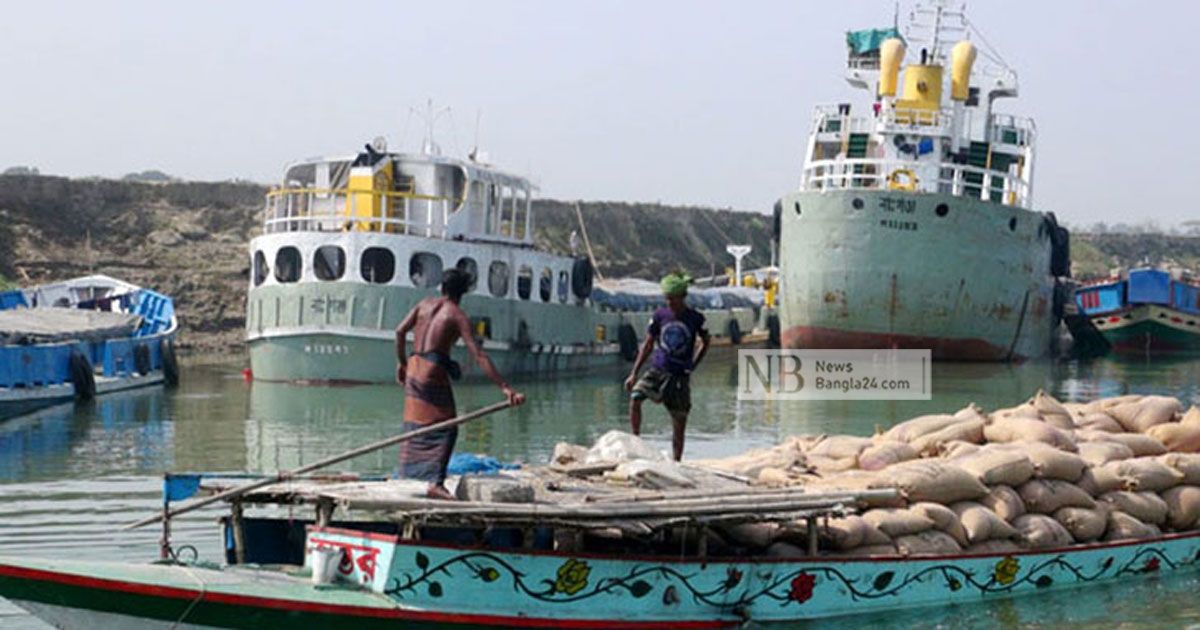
[571,258,594,300]
[133,343,152,375]
[767,314,781,348]
[69,350,96,400]
[727,317,743,345]
[617,323,638,361]
[161,338,180,387]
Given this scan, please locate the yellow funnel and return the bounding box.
[878,38,906,97]
[950,40,977,101]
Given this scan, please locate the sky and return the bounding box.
[1,1,1197,227]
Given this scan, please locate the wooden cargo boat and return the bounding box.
[1075,268,1200,356]
[1,471,1198,628]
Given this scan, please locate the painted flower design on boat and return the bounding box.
[722,567,743,591]
[553,558,591,595]
[994,556,1020,586]
[788,572,816,604]
[1143,557,1160,573]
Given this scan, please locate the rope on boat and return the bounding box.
[172,564,207,629]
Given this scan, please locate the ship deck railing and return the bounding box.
[801,157,1031,208]
[263,187,461,238]
[811,105,955,137]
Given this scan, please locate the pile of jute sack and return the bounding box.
[694,392,1200,556]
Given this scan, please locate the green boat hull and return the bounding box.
[1091,305,1200,356]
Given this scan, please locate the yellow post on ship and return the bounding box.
[346,159,394,232]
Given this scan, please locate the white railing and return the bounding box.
[263,188,456,238]
[810,104,956,139]
[989,114,1037,148]
[801,158,1031,208]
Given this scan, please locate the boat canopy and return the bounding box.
[845,27,903,54]
[0,308,141,345]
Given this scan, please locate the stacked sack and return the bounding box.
[701,392,1200,557]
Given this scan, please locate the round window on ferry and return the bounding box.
[274,247,301,283]
[517,265,533,300]
[360,247,395,284]
[539,268,553,302]
[488,261,509,297]
[409,252,443,289]
[456,257,479,292]
[557,270,569,303]
[313,245,345,281]
[252,251,268,286]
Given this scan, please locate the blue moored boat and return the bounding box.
[1074,268,1200,356]
[0,274,179,419]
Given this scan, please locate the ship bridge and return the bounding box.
[262,146,537,245]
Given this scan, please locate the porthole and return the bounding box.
[539,268,553,302]
[274,247,301,283]
[557,271,570,303]
[851,198,864,210]
[252,251,268,286]
[1008,217,1017,231]
[313,245,345,281]
[794,202,801,215]
[360,247,395,284]
[409,252,443,288]
[488,261,510,297]
[517,265,533,300]
[456,257,479,292]
[935,203,949,217]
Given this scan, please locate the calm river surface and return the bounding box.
[3,348,1200,628]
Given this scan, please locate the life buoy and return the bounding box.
[726,318,743,345]
[570,258,594,300]
[161,338,180,386]
[69,350,96,400]
[617,323,638,361]
[887,169,918,191]
[134,344,152,375]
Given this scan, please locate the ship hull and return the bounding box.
[1094,305,1200,356]
[778,190,1057,361]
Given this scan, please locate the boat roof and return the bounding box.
[0,308,141,345]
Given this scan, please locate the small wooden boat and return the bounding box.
[1075,268,1200,356]
[1,473,1198,628]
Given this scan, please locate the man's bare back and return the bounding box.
[409,296,468,356]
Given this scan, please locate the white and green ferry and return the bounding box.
[246,141,761,383]
[776,1,1070,361]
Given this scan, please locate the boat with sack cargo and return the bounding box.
[775,0,1071,361]
[0,274,178,419]
[246,136,765,384]
[4,390,1200,627]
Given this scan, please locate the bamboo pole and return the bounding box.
[123,400,513,531]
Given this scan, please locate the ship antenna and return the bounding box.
[469,109,482,162]
[413,98,451,156]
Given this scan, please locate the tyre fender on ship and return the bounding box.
[726,317,743,345]
[133,343,152,375]
[1045,212,1071,277]
[767,313,781,348]
[161,338,180,387]
[571,258,594,300]
[69,350,96,400]
[617,323,638,361]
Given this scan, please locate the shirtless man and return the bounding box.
[395,268,525,499]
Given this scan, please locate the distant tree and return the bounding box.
[2,166,40,176]
[122,170,175,183]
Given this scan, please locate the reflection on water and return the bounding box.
[2,351,1200,626]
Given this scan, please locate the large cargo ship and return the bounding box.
[246,139,762,384]
[776,1,1069,361]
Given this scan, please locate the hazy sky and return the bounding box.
[1,1,1196,226]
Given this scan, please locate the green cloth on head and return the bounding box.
[660,273,691,297]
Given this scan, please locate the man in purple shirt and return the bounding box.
[624,273,711,461]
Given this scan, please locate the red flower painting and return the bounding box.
[788,572,816,604]
[1144,557,1160,573]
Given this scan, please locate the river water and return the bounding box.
[2,348,1200,628]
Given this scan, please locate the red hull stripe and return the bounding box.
[0,564,731,629]
[781,325,1014,361]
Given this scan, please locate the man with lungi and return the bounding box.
[395,268,525,499]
